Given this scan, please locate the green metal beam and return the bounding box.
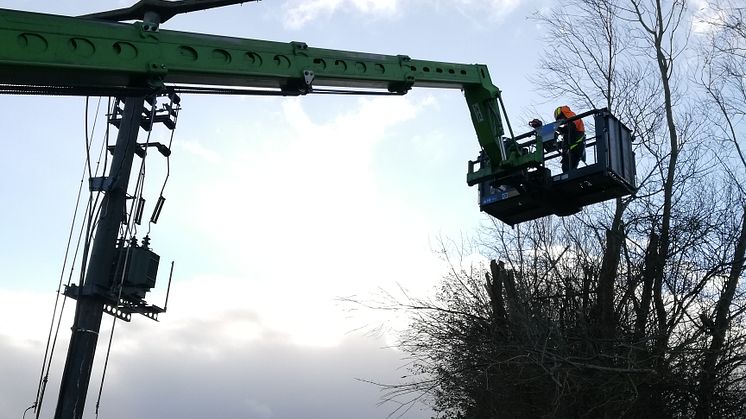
[0,7,526,170]
[0,8,482,90]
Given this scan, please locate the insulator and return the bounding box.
[134,197,145,225]
[151,196,166,224]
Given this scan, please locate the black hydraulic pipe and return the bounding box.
[79,0,259,24]
[497,94,515,140]
[54,96,145,419]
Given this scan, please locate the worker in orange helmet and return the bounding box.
[554,105,586,173]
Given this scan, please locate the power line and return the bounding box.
[33,97,107,418]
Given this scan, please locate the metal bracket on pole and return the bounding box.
[89,177,113,192]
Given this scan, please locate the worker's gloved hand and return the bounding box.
[528,118,543,129]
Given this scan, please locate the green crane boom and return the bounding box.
[0,7,519,174]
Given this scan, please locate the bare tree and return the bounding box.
[694,1,746,416]
[355,1,746,417]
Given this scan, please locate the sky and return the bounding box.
[0,1,555,418]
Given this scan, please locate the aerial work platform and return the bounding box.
[470,109,636,225]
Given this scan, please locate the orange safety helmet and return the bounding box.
[554,105,585,132]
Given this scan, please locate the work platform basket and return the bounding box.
[477,108,636,225]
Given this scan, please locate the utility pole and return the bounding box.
[54,96,145,419]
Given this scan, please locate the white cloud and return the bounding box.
[282,0,400,29]
[284,0,341,29]
[178,138,223,164]
[280,0,526,29]
[452,0,524,23]
[243,398,273,419]
[351,0,399,14]
[161,94,446,348]
[689,0,732,35]
[0,327,431,419]
[0,289,68,349]
[0,91,454,418]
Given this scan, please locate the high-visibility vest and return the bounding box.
[554,106,585,133]
[554,106,585,150]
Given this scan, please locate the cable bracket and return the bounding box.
[89,176,113,192]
